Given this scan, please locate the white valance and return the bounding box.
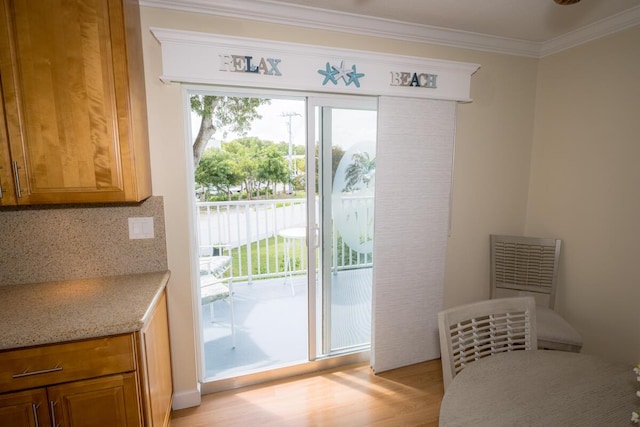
[151,28,479,101]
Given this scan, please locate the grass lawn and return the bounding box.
[226,232,359,279]
[230,236,304,278]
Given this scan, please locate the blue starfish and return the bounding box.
[346,64,365,88]
[318,62,339,85]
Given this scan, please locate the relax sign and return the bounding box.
[219,55,282,76]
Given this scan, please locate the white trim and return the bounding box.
[151,29,479,102]
[540,6,640,57]
[140,0,640,58]
[172,385,201,410]
[181,85,206,387]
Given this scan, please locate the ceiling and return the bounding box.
[142,0,640,56]
[263,0,639,42]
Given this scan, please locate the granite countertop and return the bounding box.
[0,271,171,351]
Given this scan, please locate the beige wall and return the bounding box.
[139,6,538,406]
[141,9,198,406]
[527,26,640,364]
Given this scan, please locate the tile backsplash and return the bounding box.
[0,196,168,286]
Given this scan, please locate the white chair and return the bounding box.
[490,234,582,352]
[199,245,236,348]
[438,296,537,390]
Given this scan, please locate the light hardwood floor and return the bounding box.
[170,359,444,426]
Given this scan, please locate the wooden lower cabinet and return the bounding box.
[0,290,172,427]
[0,374,140,427]
[137,291,173,427]
[0,388,51,427]
[48,373,141,427]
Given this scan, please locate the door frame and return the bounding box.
[183,85,376,393]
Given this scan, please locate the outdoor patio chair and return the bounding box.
[200,245,236,348]
[438,296,537,390]
[490,234,582,352]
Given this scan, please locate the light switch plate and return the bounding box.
[128,217,155,239]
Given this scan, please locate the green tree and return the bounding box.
[343,151,375,192]
[332,146,346,185]
[276,141,305,156]
[257,145,289,198]
[223,140,257,199]
[228,137,295,199]
[190,95,269,167]
[194,148,241,201]
[312,145,345,193]
[195,136,301,200]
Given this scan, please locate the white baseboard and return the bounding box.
[172,385,202,410]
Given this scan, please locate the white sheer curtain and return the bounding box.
[371,96,456,373]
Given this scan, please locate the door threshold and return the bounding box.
[200,351,370,394]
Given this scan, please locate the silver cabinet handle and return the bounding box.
[12,364,63,378]
[11,160,21,198]
[50,400,60,427]
[31,403,40,427]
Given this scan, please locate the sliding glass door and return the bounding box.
[189,89,376,385]
[308,98,377,359]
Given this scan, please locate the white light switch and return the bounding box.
[128,217,155,239]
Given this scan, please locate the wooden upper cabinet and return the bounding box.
[0,0,151,204]
[0,97,17,206]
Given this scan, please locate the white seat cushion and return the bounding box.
[201,282,230,304]
[536,306,583,350]
[200,255,232,276]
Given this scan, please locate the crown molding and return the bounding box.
[540,5,640,57]
[140,0,640,59]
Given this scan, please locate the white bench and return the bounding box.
[200,254,235,348]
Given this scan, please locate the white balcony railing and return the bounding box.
[196,197,373,283]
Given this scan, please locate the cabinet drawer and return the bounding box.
[0,334,136,393]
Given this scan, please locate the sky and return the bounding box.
[245,99,306,146]
[189,97,376,151]
[190,99,306,149]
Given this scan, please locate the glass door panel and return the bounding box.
[190,93,309,380]
[310,101,377,358]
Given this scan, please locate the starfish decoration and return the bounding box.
[332,60,352,84]
[318,61,366,87]
[346,64,365,88]
[318,62,338,85]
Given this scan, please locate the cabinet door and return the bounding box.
[48,373,141,427]
[0,388,51,427]
[138,290,173,427]
[0,94,17,205]
[0,0,151,204]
